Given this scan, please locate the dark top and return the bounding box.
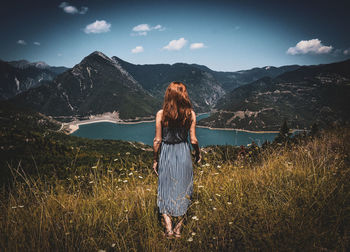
[162,127,189,144]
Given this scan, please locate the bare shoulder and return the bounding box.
[156,109,163,121]
[156,109,163,116]
[191,110,196,119]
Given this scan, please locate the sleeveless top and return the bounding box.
[162,127,189,144]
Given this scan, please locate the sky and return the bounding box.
[1,0,350,71]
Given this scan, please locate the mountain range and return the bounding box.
[0,59,68,100]
[1,51,350,130]
[198,59,350,130]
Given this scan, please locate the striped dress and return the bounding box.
[157,126,193,217]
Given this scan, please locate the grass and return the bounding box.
[0,127,349,251]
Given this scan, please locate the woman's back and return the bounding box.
[161,126,188,144]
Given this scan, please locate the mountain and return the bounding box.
[191,63,300,91]
[11,51,160,119]
[198,59,350,131]
[0,59,69,100]
[112,57,225,112]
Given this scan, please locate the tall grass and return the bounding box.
[1,127,349,251]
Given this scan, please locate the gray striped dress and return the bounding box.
[157,126,193,217]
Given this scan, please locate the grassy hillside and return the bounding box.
[0,122,349,250]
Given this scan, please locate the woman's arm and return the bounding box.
[189,110,201,163]
[152,110,163,175]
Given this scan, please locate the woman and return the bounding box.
[153,81,201,239]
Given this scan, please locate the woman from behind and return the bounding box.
[153,81,201,239]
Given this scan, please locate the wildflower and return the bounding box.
[89,181,94,184]
[217,165,221,168]
[227,202,232,205]
[247,143,251,147]
[126,152,130,155]
[107,170,112,173]
[205,163,210,167]
[229,221,233,225]
[128,172,133,176]
[192,216,199,221]
[146,188,151,191]
[138,176,143,179]
[11,206,17,209]
[194,200,200,205]
[209,198,213,201]
[215,194,221,197]
[92,166,97,169]
[214,172,219,175]
[114,158,118,161]
[213,207,217,210]
[18,205,24,208]
[187,237,193,242]
[213,236,217,240]
[197,185,204,188]
[191,232,196,236]
[118,179,122,182]
[130,167,134,171]
[111,244,116,248]
[123,180,128,183]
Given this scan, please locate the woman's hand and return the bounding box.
[153,160,159,176]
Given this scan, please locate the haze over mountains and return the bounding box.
[1,51,350,130]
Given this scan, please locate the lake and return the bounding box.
[71,114,278,147]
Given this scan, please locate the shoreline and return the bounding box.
[60,111,306,135]
[196,125,280,133]
[61,118,155,134]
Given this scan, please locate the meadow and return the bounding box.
[0,126,349,251]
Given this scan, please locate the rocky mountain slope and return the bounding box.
[11,51,160,119]
[0,59,68,100]
[112,57,226,112]
[198,59,350,130]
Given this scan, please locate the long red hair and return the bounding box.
[162,81,192,128]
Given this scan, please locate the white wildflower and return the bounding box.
[123,180,128,183]
[187,237,193,242]
[192,216,199,221]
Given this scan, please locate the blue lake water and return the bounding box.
[71,114,278,147]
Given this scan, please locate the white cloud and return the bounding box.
[163,38,187,51]
[287,39,333,55]
[131,46,144,54]
[131,24,165,36]
[133,24,151,32]
[84,20,111,34]
[17,40,26,45]
[34,42,40,46]
[59,2,88,15]
[344,48,350,55]
[190,43,206,50]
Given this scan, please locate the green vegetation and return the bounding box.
[0,101,349,250]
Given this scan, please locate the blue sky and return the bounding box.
[1,0,350,71]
